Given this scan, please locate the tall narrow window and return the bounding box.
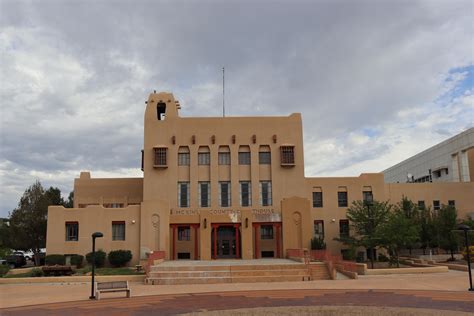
[112,221,125,241]
[198,152,210,165]
[154,147,167,167]
[339,220,349,238]
[258,146,271,164]
[448,200,455,207]
[219,181,231,207]
[178,182,190,207]
[218,152,230,165]
[199,182,210,207]
[338,191,348,207]
[312,192,323,208]
[280,146,295,165]
[178,153,190,165]
[362,191,373,203]
[259,181,272,206]
[240,181,252,206]
[65,222,78,241]
[314,220,324,239]
[238,152,251,165]
[433,200,440,211]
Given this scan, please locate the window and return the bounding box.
[219,182,231,207]
[418,200,425,210]
[362,191,373,203]
[112,221,125,241]
[448,200,455,207]
[261,225,273,239]
[280,146,295,165]
[314,220,324,239]
[260,181,272,206]
[198,152,210,165]
[178,182,190,207]
[218,152,231,165]
[199,182,210,207]
[178,226,190,241]
[339,220,349,238]
[312,192,323,208]
[259,152,271,164]
[103,203,124,208]
[154,147,167,167]
[239,152,251,165]
[338,191,348,207]
[65,222,78,241]
[433,200,440,211]
[240,181,252,206]
[178,153,190,166]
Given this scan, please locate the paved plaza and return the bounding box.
[0,270,473,314]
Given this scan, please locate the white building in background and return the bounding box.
[383,128,474,184]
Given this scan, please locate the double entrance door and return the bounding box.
[211,224,241,259]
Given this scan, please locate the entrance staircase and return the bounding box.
[146,260,330,285]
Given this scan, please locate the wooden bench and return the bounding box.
[42,265,75,276]
[95,281,131,300]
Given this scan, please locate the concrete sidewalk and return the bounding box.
[0,270,472,309]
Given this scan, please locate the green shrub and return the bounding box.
[86,250,106,268]
[0,265,10,277]
[30,268,44,277]
[70,254,84,268]
[310,237,326,250]
[108,250,132,267]
[462,246,474,262]
[45,254,65,266]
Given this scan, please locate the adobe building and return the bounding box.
[46,92,474,265]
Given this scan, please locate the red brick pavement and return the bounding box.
[1,289,473,315]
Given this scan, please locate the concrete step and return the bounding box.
[147,274,310,285]
[149,271,231,278]
[150,263,305,272]
[231,269,309,277]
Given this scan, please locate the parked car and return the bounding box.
[6,253,27,268]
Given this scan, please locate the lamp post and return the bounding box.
[454,224,473,292]
[365,193,374,269]
[89,232,103,300]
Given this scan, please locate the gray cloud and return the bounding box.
[1,0,473,216]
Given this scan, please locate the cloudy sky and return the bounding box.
[0,0,473,217]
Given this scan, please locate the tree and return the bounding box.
[335,200,392,267]
[63,191,74,208]
[8,181,67,265]
[436,205,459,261]
[395,197,420,254]
[376,210,420,267]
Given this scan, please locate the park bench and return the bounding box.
[95,281,131,300]
[42,265,75,276]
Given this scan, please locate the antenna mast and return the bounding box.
[222,67,225,117]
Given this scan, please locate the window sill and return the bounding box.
[280,163,295,167]
[153,164,168,168]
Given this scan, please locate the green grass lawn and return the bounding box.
[3,266,145,278]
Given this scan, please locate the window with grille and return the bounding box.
[362,191,373,203]
[259,152,271,164]
[154,147,167,167]
[433,200,440,211]
[238,152,251,165]
[178,182,190,207]
[338,191,348,207]
[103,203,124,208]
[260,225,274,239]
[112,221,125,241]
[339,220,349,238]
[65,222,78,241]
[280,146,295,165]
[178,153,190,166]
[240,181,251,206]
[218,152,231,165]
[178,226,190,241]
[259,181,272,206]
[314,220,324,239]
[219,182,231,207]
[312,192,323,208]
[198,152,210,165]
[199,182,210,207]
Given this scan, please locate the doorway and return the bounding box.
[211,224,241,259]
